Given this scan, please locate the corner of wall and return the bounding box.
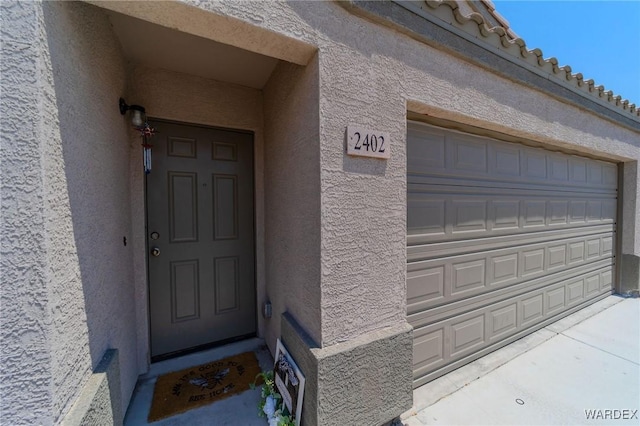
[61,349,122,426]
[262,55,323,350]
[619,161,640,295]
[281,313,413,426]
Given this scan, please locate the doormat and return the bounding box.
[148,351,262,422]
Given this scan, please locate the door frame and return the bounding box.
[142,117,259,362]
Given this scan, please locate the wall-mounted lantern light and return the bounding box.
[119,97,155,174]
[119,97,146,128]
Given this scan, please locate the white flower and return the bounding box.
[263,395,277,418]
[268,417,279,426]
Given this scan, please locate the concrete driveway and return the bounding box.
[403,295,639,425]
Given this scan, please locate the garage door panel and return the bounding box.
[408,122,617,387]
[407,266,445,307]
[570,158,587,183]
[410,267,613,381]
[545,286,566,315]
[409,262,613,330]
[408,191,616,245]
[566,279,585,306]
[549,155,569,181]
[407,233,614,315]
[493,145,521,177]
[520,294,543,327]
[413,329,445,370]
[413,290,611,388]
[586,238,600,259]
[602,199,617,221]
[451,200,487,233]
[409,174,616,196]
[603,164,618,185]
[409,225,615,262]
[568,241,586,264]
[587,200,602,221]
[448,135,488,173]
[490,253,519,285]
[521,248,545,276]
[408,125,617,192]
[521,149,548,180]
[450,314,485,356]
[600,269,613,290]
[570,200,587,223]
[412,326,447,377]
[523,200,547,228]
[488,303,518,341]
[602,236,614,255]
[493,200,520,230]
[548,200,568,225]
[407,126,446,171]
[451,259,486,295]
[584,274,601,298]
[407,196,446,237]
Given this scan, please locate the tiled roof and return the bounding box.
[473,0,519,39]
[421,0,639,119]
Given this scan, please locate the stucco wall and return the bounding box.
[173,0,412,347]
[43,1,137,422]
[89,0,640,352]
[127,64,267,369]
[1,1,53,423]
[263,59,323,348]
[2,1,138,423]
[621,161,640,294]
[622,162,640,258]
[178,2,640,337]
[313,9,410,346]
[5,0,640,422]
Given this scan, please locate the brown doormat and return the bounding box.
[148,351,262,422]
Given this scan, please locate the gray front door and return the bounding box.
[147,120,255,358]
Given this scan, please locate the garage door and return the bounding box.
[407,121,617,387]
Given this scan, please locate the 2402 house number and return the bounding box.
[353,133,385,152]
[346,126,390,159]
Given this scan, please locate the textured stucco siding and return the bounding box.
[4,0,640,423]
[263,59,323,348]
[315,13,409,346]
[621,161,640,294]
[2,1,137,423]
[622,162,639,257]
[127,65,267,369]
[175,0,412,347]
[41,3,137,422]
[1,1,53,423]
[61,349,121,426]
[281,313,413,426]
[180,0,640,308]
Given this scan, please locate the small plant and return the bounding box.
[251,371,295,426]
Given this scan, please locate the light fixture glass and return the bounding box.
[119,98,147,127]
[131,108,145,127]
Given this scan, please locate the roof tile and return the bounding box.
[421,0,639,119]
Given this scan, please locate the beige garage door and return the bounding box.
[407,121,617,387]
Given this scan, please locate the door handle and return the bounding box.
[151,247,161,257]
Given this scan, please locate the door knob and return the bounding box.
[151,247,161,257]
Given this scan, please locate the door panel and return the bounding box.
[147,120,255,358]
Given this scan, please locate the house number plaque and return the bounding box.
[346,125,390,159]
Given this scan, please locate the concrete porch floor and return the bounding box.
[124,338,273,425]
[124,296,638,425]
